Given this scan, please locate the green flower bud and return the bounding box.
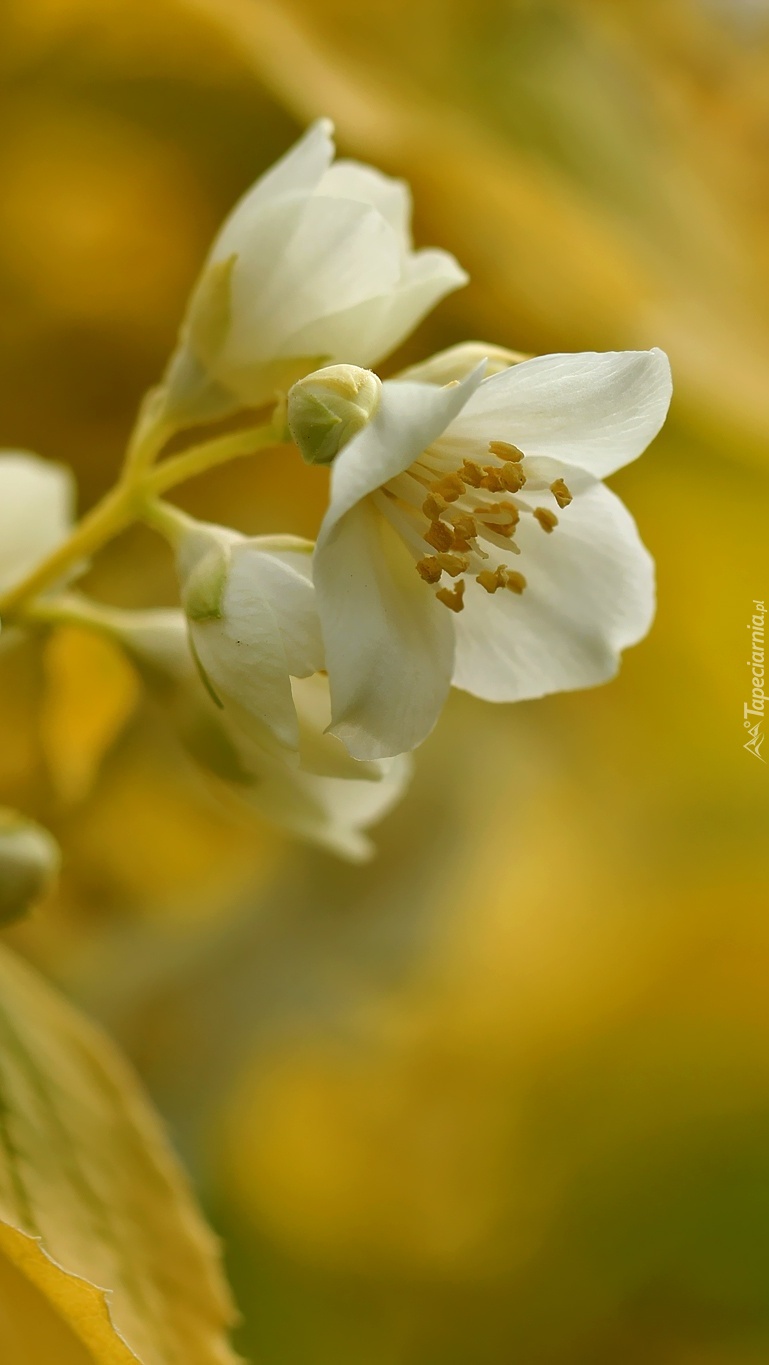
[0,811,60,924]
[287,365,382,466]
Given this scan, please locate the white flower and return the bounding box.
[310,346,673,760]
[0,452,74,596]
[168,512,324,759]
[163,119,467,420]
[116,610,411,861]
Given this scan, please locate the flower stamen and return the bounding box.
[476,566,507,594]
[431,473,466,502]
[422,492,449,520]
[424,520,454,552]
[436,552,469,577]
[476,501,519,533]
[476,564,528,595]
[499,462,526,492]
[451,512,478,541]
[505,570,526,594]
[460,460,484,487]
[550,478,573,508]
[416,555,442,584]
[436,581,465,612]
[488,441,524,462]
[533,507,558,533]
[479,466,505,491]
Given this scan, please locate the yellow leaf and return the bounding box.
[40,625,140,805]
[0,945,241,1364]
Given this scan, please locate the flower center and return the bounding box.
[372,440,572,612]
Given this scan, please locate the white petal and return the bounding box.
[315,498,456,760]
[209,119,334,264]
[291,751,413,860]
[223,195,401,367]
[320,160,412,247]
[446,349,672,477]
[223,673,413,860]
[349,248,469,368]
[189,586,299,755]
[0,452,75,593]
[323,365,484,525]
[292,675,383,781]
[277,250,468,373]
[227,541,323,678]
[241,751,412,862]
[275,288,393,372]
[452,478,655,701]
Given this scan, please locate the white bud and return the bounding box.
[395,342,527,386]
[287,365,382,465]
[0,811,60,924]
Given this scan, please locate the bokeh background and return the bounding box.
[2,0,769,1360]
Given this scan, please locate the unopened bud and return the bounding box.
[287,365,382,465]
[396,342,528,386]
[0,811,60,924]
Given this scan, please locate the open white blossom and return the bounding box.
[0,452,74,596]
[163,119,467,422]
[307,346,673,760]
[116,610,410,861]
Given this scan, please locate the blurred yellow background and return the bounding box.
[2,0,769,1360]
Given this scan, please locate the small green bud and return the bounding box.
[0,811,60,924]
[287,365,382,466]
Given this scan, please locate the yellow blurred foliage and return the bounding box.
[0,945,239,1364]
[0,1247,95,1365]
[40,626,140,806]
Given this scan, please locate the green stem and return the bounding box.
[20,593,129,635]
[144,424,279,497]
[0,482,137,620]
[0,422,280,622]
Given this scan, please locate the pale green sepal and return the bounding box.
[181,544,231,622]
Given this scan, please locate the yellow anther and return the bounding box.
[461,460,484,488]
[480,467,505,492]
[424,520,454,552]
[476,567,506,594]
[422,492,448,520]
[550,478,573,509]
[432,473,466,502]
[496,501,521,527]
[436,581,465,613]
[488,440,524,462]
[416,555,442,584]
[505,570,527,595]
[452,513,478,543]
[534,507,558,533]
[477,502,519,536]
[500,462,526,493]
[436,552,469,577]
